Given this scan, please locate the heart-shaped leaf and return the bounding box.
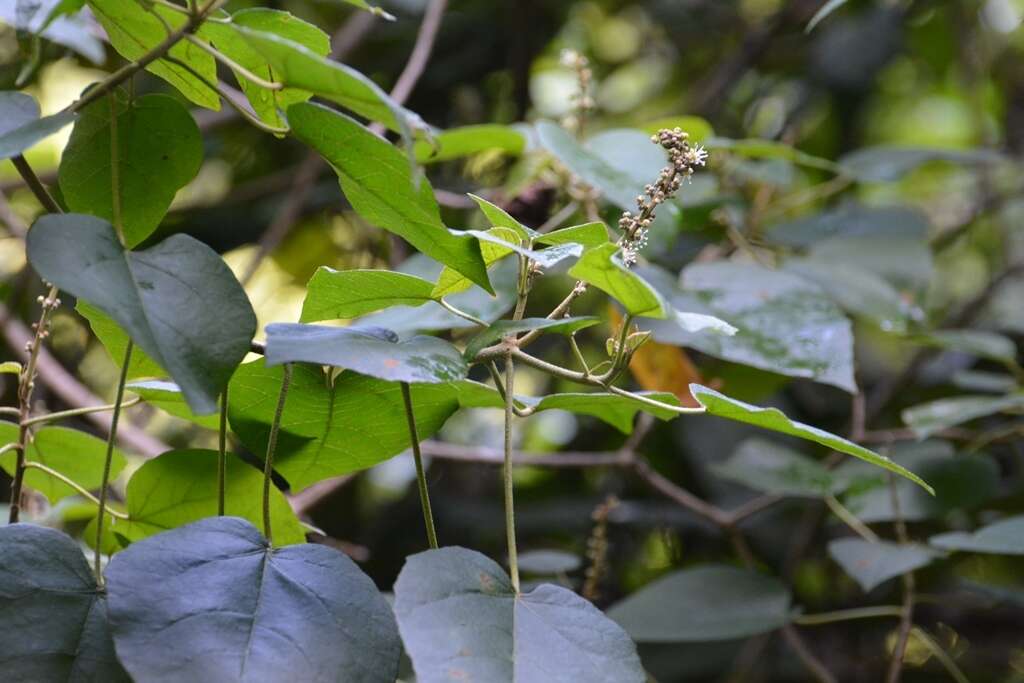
[828,538,940,592]
[301,268,437,322]
[288,102,490,291]
[0,524,129,682]
[78,301,165,380]
[94,449,305,549]
[690,384,933,493]
[27,214,257,414]
[394,546,645,683]
[265,323,468,383]
[59,92,203,247]
[229,360,461,490]
[711,438,848,498]
[462,316,600,360]
[0,91,76,159]
[607,565,792,642]
[930,516,1024,555]
[0,422,127,504]
[105,516,401,683]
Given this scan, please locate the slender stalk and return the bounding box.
[886,473,916,683]
[794,606,904,626]
[94,342,132,584]
[217,388,228,516]
[184,34,284,90]
[825,495,879,543]
[436,299,487,327]
[262,364,292,545]
[909,627,970,683]
[21,397,140,427]
[400,382,438,548]
[24,462,129,520]
[503,352,520,593]
[11,156,62,212]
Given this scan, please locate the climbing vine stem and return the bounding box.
[503,351,520,593]
[400,382,438,549]
[94,341,133,584]
[217,387,228,516]
[262,363,292,545]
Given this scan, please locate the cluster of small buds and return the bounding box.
[26,290,61,349]
[559,49,594,133]
[618,127,708,266]
[582,495,620,602]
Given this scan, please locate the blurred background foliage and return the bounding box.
[3,0,1024,681]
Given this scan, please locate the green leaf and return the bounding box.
[828,538,940,592]
[705,137,838,173]
[808,234,933,291]
[27,214,256,414]
[77,301,165,381]
[242,29,420,138]
[0,91,76,159]
[414,124,525,163]
[902,393,1024,439]
[913,330,1018,365]
[930,516,1024,555]
[711,438,847,498]
[640,262,857,392]
[0,524,129,682]
[462,316,600,360]
[58,92,203,247]
[838,441,999,523]
[767,204,930,248]
[690,384,933,493]
[838,146,1003,182]
[301,268,437,322]
[608,565,792,642]
[125,380,220,430]
[229,360,460,490]
[99,449,304,547]
[432,226,522,299]
[87,0,220,109]
[468,193,534,241]
[337,0,396,20]
[806,0,848,32]
[288,102,491,291]
[570,243,667,317]
[264,323,468,384]
[198,9,329,130]
[535,221,609,248]
[106,516,401,682]
[394,546,645,683]
[784,258,920,334]
[0,423,127,504]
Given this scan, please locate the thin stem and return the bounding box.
[400,382,438,549]
[503,352,520,593]
[217,388,228,516]
[109,92,123,242]
[184,34,284,90]
[21,397,140,427]
[794,606,904,626]
[886,472,916,683]
[825,495,879,543]
[388,0,447,104]
[0,407,20,417]
[24,462,129,520]
[436,299,488,327]
[94,341,132,584]
[535,201,579,234]
[262,364,292,545]
[909,627,970,683]
[11,156,62,212]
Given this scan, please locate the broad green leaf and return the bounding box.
[517,550,582,575]
[27,214,256,414]
[913,330,1018,365]
[806,0,848,32]
[808,234,933,291]
[608,565,792,642]
[432,226,522,299]
[930,516,1024,555]
[414,124,525,163]
[711,438,847,498]
[243,29,420,138]
[706,137,838,172]
[87,0,220,109]
[838,442,998,523]
[570,243,667,317]
[828,538,940,592]
[462,316,600,360]
[302,268,436,322]
[59,92,203,247]
[838,146,1003,182]
[264,323,468,383]
[0,423,127,504]
[784,258,920,333]
[640,262,856,392]
[288,102,491,291]
[0,524,129,682]
[337,0,395,20]
[77,301,165,381]
[99,449,304,547]
[0,91,76,159]
[106,517,400,682]
[229,360,460,490]
[690,384,933,492]
[199,9,329,130]
[468,193,533,241]
[394,546,645,683]
[767,204,930,248]
[902,393,1024,438]
[535,221,609,248]
[125,380,220,429]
